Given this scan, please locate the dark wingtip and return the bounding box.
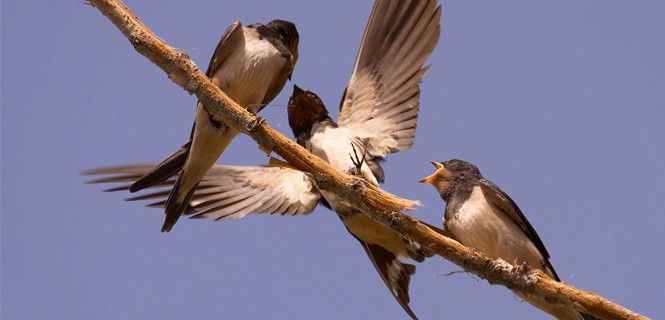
[161,205,182,233]
[129,175,153,193]
[128,174,163,193]
[161,180,198,232]
[161,205,179,232]
[161,222,173,233]
[292,84,303,93]
[129,175,154,193]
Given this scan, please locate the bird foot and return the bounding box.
[246,116,266,132]
[348,142,367,176]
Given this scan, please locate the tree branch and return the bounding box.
[87,1,647,319]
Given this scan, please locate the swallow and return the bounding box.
[420,159,597,320]
[282,0,441,316]
[131,19,299,232]
[84,1,441,318]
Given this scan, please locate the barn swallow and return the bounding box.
[131,19,299,232]
[420,159,597,320]
[85,1,441,318]
[282,0,442,316]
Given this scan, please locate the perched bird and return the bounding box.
[132,19,299,232]
[420,159,596,320]
[85,1,441,318]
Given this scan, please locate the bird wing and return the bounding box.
[205,21,244,77]
[256,62,292,114]
[83,162,321,221]
[478,179,560,281]
[127,22,244,193]
[337,0,441,158]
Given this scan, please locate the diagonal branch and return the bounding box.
[86,1,647,319]
[86,0,416,216]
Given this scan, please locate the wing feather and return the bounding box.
[205,21,244,78]
[338,0,441,158]
[479,179,560,281]
[83,163,321,222]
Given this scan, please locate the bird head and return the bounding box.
[267,19,299,67]
[420,159,482,199]
[288,85,330,140]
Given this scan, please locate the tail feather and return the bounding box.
[161,174,198,232]
[356,238,420,320]
[130,141,191,193]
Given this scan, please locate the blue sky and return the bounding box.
[2,1,664,319]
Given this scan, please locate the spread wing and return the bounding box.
[83,163,321,221]
[337,0,441,158]
[478,179,560,281]
[205,21,244,78]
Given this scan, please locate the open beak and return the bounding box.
[419,161,448,184]
[429,160,443,169]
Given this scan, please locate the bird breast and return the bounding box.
[211,27,286,111]
[445,186,545,269]
[307,124,379,211]
[308,124,378,183]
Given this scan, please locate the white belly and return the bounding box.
[211,28,285,110]
[446,186,545,269]
[308,124,378,211]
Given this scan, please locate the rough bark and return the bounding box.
[86,1,647,319]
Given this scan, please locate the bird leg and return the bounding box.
[349,142,367,176]
[245,115,266,132]
[245,115,271,155]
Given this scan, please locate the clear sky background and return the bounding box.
[2,1,664,319]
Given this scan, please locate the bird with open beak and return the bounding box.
[84,1,441,318]
[421,159,597,320]
[130,19,299,232]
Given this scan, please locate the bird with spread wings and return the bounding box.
[85,1,442,318]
